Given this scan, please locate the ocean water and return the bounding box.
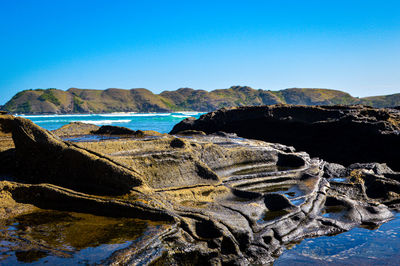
[19,112,205,133]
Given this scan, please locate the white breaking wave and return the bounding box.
[98,112,137,117]
[34,120,71,123]
[20,114,95,118]
[20,112,202,119]
[129,113,171,117]
[99,113,172,117]
[171,115,191,118]
[176,111,202,116]
[80,119,131,125]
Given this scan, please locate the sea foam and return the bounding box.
[80,119,132,125]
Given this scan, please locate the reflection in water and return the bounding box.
[0,210,165,264]
[329,177,348,183]
[231,165,300,176]
[321,205,347,219]
[63,135,121,142]
[275,213,400,265]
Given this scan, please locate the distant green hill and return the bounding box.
[1,86,399,114]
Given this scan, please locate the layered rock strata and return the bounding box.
[0,115,400,264]
[171,105,400,171]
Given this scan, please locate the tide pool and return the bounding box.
[19,112,205,133]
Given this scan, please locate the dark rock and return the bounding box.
[170,138,186,148]
[231,188,262,200]
[132,130,145,137]
[90,125,163,138]
[323,163,346,178]
[171,105,400,171]
[277,153,305,167]
[174,129,206,136]
[264,193,295,211]
[0,148,16,175]
[92,125,137,135]
[347,162,394,175]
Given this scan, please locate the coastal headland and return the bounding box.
[1,86,400,114]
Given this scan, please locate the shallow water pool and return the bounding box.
[0,210,166,265]
[274,213,400,265]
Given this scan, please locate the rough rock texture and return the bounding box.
[1,114,400,265]
[171,105,400,171]
[52,122,165,139]
[0,115,143,195]
[52,122,100,137]
[91,125,163,137]
[92,125,138,135]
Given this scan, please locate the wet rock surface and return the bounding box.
[171,105,400,171]
[0,114,400,265]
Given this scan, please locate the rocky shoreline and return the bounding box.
[1,105,400,265]
[171,104,400,171]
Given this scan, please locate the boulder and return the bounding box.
[92,125,137,135]
[92,125,164,137]
[52,122,99,137]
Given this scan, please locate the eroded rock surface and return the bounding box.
[52,122,100,137]
[52,122,165,140]
[1,114,400,265]
[171,105,400,171]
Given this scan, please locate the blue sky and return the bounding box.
[1,0,399,104]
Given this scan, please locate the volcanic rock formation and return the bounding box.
[171,105,400,171]
[1,114,400,264]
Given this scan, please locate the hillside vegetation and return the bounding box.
[1,86,399,114]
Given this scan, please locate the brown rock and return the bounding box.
[52,122,100,137]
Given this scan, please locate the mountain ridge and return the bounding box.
[1,86,399,114]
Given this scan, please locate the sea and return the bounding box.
[18,112,205,133]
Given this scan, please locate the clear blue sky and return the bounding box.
[1,0,399,104]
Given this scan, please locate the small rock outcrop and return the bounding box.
[92,125,138,135]
[52,123,165,140]
[52,122,100,137]
[171,105,400,171]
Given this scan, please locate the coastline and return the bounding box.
[1,105,400,264]
[17,111,205,132]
